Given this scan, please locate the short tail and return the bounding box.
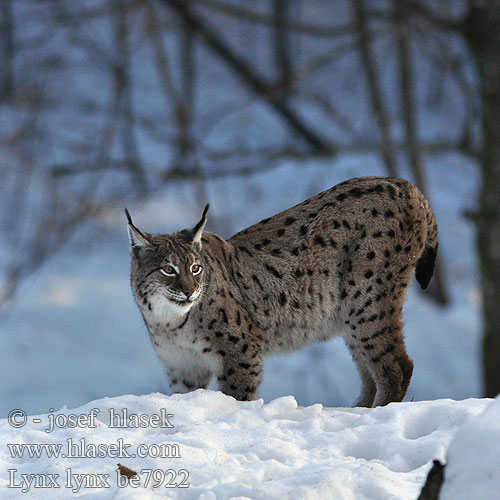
[416,244,437,290]
[415,192,438,290]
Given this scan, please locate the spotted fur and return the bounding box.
[127,176,438,406]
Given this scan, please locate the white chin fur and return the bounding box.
[146,294,193,323]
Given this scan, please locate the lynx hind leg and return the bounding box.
[348,322,413,407]
[370,329,413,407]
[345,292,414,407]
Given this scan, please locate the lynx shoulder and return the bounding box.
[126,176,438,407]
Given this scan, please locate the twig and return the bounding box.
[160,0,334,153]
[195,0,356,39]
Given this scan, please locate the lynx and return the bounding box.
[126,176,438,407]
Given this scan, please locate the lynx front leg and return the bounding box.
[217,356,263,401]
[167,368,212,395]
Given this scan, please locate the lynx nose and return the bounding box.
[178,277,196,301]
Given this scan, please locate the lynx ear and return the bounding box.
[190,204,209,250]
[124,208,152,249]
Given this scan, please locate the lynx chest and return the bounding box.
[140,293,221,376]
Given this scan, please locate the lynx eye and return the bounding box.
[191,264,202,276]
[160,265,176,277]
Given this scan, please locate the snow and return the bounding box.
[441,395,500,500]
[0,391,494,499]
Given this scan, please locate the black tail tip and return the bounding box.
[416,246,437,290]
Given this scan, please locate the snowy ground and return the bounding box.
[0,391,497,499]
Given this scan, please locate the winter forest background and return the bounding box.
[1,0,500,417]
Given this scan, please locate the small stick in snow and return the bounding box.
[418,459,445,500]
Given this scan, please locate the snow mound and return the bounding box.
[440,395,500,500]
[0,392,492,499]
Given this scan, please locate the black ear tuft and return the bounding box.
[125,208,152,249]
[191,203,210,248]
[202,203,210,219]
[193,204,209,234]
[124,207,134,225]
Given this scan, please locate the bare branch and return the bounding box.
[353,0,398,177]
[412,22,479,157]
[406,0,464,32]
[290,26,391,86]
[299,91,362,142]
[1,200,109,309]
[142,0,182,114]
[195,0,356,39]
[394,0,449,304]
[160,0,334,154]
[49,139,469,179]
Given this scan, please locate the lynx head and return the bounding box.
[125,205,209,315]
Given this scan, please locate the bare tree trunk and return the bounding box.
[114,0,146,190]
[352,0,398,178]
[0,0,14,99]
[179,16,207,210]
[273,0,292,99]
[394,0,448,305]
[177,17,195,165]
[463,1,500,397]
